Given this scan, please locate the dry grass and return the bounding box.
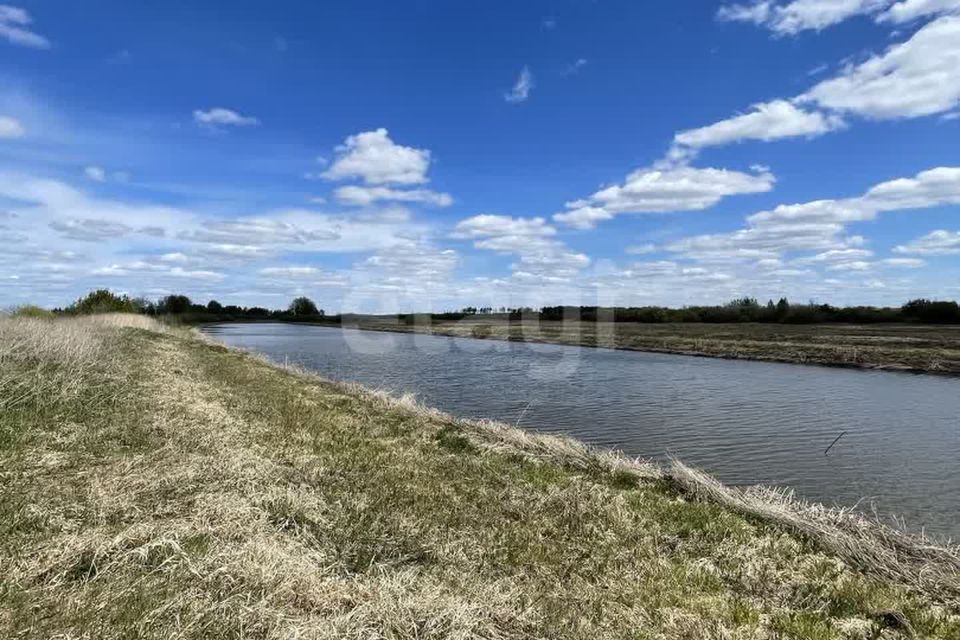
[2,316,960,639]
[0,313,169,414]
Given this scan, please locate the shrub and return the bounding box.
[11,305,55,319]
[66,289,139,315]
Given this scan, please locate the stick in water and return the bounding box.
[824,431,847,456]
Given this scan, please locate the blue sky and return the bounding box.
[1,0,959,312]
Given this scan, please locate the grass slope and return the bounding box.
[2,315,959,639]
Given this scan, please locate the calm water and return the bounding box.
[202,322,960,539]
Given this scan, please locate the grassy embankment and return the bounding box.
[341,317,960,376]
[2,314,960,639]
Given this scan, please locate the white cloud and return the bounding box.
[626,243,658,255]
[452,214,556,252]
[159,252,190,264]
[84,166,106,182]
[861,167,960,209]
[0,5,50,49]
[91,259,225,281]
[49,218,133,242]
[334,185,453,207]
[827,260,873,271]
[361,242,459,283]
[562,59,588,76]
[717,0,890,34]
[680,13,960,159]
[894,229,960,254]
[201,244,273,259]
[193,107,260,128]
[882,257,927,267]
[554,166,775,229]
[259,266,322,277]
[672,100,844,157]
[802,15,960,119]
[321,128,431,185]
[801,248,875,263]
[452,214,589,283]
[879,0,960,23]
[504,66,534,103]
[0,115,25,138]
[665,166,960,267]
[183,219,339,246]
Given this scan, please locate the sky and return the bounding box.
[1,0,960,313]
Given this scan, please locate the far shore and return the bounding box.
[208,317,960,377]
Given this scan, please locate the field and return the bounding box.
[343,317,960,375]
[2,315,960,639]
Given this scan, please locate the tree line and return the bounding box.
[535,297,960,324]
[34,289,960,325]
[53,290,328,324]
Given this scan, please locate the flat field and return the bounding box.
[344,317,960,375]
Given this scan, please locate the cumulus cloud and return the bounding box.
[671,100,844,159]
[802,15,960,119]
[717,0,891,35]
[0,5,50,49]
[334,185,453,207]
[0,115,25,138]
[715,0,960,33]
[504,66,534,103]
[452,214,556,251]
[665,166,960,267]
[894,229,960,254]
[879,0,960,23]
[361,242,458,283]
[193,107,260,128]
[554,166,775,229]
[321,128,431,185]
[452,214,589,283]
[679,12,960,160]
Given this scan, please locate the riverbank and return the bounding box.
[332,317,960,376]
[3,315,960,638]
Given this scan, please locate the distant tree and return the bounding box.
[67,289,139,315]
[158,294,192,315]
[902,299,960,324]
[776,297,791,320]
[131,297,154,314]
[288,296,321,317]
[206,300,224,313]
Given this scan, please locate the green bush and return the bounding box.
[11,305,55,319]
[66,289,140,315]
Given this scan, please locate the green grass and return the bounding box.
[1,315,959,638]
